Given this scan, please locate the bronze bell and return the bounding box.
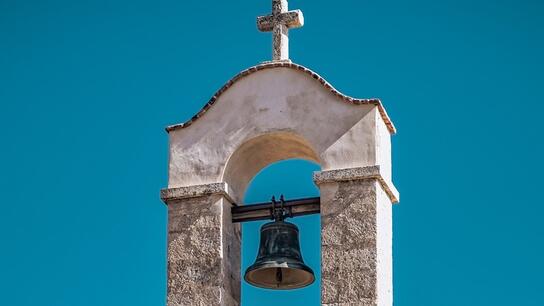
[244,196,315,290]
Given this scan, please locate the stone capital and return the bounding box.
[314,165,399,204]
[160,182,235,204]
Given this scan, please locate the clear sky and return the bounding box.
[1,0,543,305]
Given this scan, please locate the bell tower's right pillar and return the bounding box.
[314,108,399,306]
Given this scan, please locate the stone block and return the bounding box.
[166,192,240,306]
[319,178,393,305]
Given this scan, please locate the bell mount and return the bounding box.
[231,195,320,223]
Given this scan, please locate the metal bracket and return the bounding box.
[232,196,320,223]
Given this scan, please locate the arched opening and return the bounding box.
[241,159,321,306]
[222,132,320,203]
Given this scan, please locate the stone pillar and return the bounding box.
[161,183,241,306]
[314,166,399,306]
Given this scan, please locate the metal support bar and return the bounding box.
[232,196,320,223]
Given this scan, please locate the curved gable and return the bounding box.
[166,62,396,134]
[167,62,396,200]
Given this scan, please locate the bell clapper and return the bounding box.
[276,267,283,286]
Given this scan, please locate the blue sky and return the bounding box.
[1,0,543,305]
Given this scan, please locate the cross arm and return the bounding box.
[257,9,304,32]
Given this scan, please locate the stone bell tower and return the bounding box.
[160,1,399,305]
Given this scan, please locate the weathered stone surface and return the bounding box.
[257,0,304,61]
[314,166,399,203]
[166,194,240,306]
[323,303,376,306]
[319,179,393,305]
[161,182,234,203]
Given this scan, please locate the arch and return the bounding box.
[222,132,320,202]
[166,63,395,202]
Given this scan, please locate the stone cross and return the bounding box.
[257,0,304,61]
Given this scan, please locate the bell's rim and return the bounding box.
[244,260,315,290]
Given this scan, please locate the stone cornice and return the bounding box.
[160,182,235,204]
[313,166,400,204]
[161,167,399,205]
[165,61,396,134]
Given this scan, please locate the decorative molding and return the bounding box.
[160,182,235,204]
[314,166,400,203]
[165,62,396,134]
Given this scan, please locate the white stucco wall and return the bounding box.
[167,66,392,202]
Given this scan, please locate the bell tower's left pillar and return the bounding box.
[161,183,241,306]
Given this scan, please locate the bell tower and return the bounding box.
[160,1,399,305]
